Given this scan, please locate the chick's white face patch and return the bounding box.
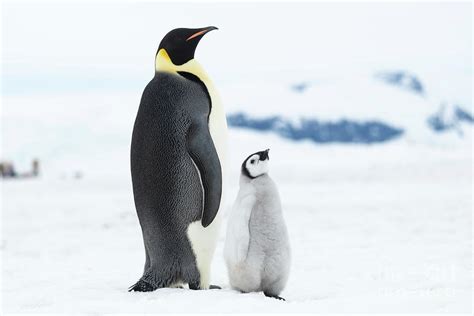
[246,154,269,178]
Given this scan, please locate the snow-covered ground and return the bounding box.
[1,122,472,313]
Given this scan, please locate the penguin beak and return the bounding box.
[259,149,270,161]
[186,26,218,42]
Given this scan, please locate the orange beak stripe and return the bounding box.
[186,29,210,41]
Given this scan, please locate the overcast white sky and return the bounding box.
[2,1,472,94]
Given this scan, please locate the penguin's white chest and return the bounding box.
[187,211,222,289]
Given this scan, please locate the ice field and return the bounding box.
[1,90,472,312]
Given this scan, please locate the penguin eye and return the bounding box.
[250,159,255,164]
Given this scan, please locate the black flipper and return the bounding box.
[187,123,222,228]
[264,292,286,301]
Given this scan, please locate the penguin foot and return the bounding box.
[264,292,286,301]
[189,282,200,290]
[128,279,156,292]
[189,283,222,290]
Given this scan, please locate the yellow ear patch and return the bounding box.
[157,48,171,61]
[155,48,208,82]
[155,49,175,72]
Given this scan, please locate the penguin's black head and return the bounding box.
[157,26,218,66]
[242,149,270,179]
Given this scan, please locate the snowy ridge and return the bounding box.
[427,103,474,133]
[227,113,404,143]
[375,70,424,95]
[222,69,473,144]
[1,68,472,175]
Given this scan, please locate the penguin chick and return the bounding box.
[224,149,291,301]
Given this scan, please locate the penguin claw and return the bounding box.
[128,279,156,292]
[264,292,286,301]
[189,283,222,290]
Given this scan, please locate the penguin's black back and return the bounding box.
[130,71,212,289]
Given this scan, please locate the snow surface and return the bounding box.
[1,113,472,313]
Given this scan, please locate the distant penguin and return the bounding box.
[129,26,227,292]
[224,149,291,300]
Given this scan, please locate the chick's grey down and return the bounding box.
[224,152,290,300]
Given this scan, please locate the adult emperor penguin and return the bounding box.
[224,149,291,300]
[129,26,227,292]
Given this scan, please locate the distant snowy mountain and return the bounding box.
[427,103,474,134]
[223,69,473,144]
[290,82,311,94]
[227,113,403,143]
[1,68,472,176]
[375,70,424,95]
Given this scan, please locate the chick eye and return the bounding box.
[250,159,255,164]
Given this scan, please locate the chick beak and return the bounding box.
[260,149,270,161]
